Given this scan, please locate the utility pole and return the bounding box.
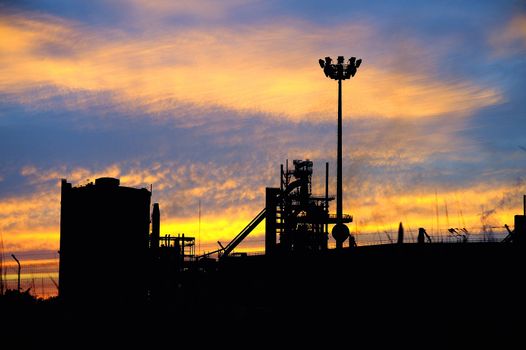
[198,199,201,256]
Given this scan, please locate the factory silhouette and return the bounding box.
[5,56,525,346]
[56,168,526,345]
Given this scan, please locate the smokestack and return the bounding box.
[151,203,160,252]
[397,222,404,244]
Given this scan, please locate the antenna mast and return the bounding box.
[198,199,201,255]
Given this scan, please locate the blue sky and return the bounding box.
[0,0,525,255]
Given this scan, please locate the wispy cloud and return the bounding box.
[0,2,524,257]
[125,0,259,20]
[0,12,502,123]
[490,13,526,56]
[3,128,524,254]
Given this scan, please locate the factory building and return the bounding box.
[59,177,151,304]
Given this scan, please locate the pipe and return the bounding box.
[280,164,284,193]
[151,203,160,252]
[325,162,329,234]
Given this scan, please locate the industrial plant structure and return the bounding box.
[56,56,526,337]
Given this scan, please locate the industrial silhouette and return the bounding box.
[56,171,526,322]
[3,56,525,346]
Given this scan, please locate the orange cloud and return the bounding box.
[0,9,518,257]
[2,160,523,256]
[0,13,502,122]
[1,161,267,253]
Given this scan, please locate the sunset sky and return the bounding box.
[1,0,526,269]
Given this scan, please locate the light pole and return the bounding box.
[318,55,362,249]
[11,254,21,292]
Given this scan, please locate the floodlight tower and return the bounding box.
[318,55,362,249]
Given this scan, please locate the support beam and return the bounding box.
[265,187,280,255]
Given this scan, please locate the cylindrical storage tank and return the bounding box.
[95,177,120,187]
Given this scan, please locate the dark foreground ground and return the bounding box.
[2,243,525,348]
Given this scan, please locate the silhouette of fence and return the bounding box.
[1,252,59,299]
[0,229,509,299]
[355,229,507,246]
[196,228,509,256]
